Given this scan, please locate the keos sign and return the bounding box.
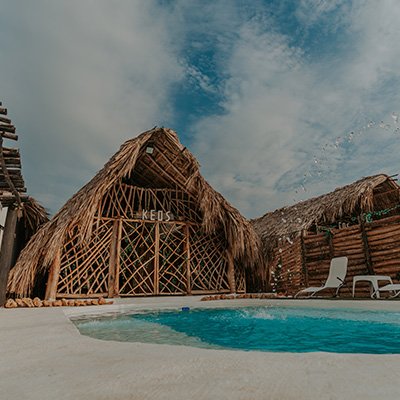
[140,210,173,222]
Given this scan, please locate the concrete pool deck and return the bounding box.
[1,297,400,400]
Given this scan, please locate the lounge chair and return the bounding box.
[372,284,400,299]
[295,256,348,298]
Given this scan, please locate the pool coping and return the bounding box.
[64,296,400,318]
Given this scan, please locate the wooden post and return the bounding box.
[300,231,309,287]
[108,219,121,298]
[45,247,61,300]
[0,205,18,306]
[359,217,374,274]
[226,249,236,294]
[154,222,160,295]
[327,232,334,258]
[114,220,122,296]
[184,225,191,295]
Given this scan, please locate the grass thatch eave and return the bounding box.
[9,127,263,296]
[21,196,49,235]
[251,174,400,259]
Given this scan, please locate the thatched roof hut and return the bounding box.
[252,174,400,297]
[9,127,262,298]
[252,174,400,259]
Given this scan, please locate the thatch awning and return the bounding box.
[252,174,400,258]
[9,127,263,296]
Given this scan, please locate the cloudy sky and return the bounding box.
[1,0,400,218]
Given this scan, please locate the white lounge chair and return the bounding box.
[295,256,348,298]
[372,284,400,299]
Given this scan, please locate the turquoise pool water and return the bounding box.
[74,306,400,354]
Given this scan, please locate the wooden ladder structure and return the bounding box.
[0,101,27,305]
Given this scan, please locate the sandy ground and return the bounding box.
[1,297,400,400]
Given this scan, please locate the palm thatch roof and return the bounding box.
[9,127,263,296]
[21,196,49,236]
[252,174,400,258]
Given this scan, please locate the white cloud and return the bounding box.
[0,1,184,212]
[2,0,400,220]
[192,1,400,218]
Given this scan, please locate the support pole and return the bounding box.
[0,205,18,306]
[45,248,61,300]
[108,219,121,298]
[300,231,309,287]
[359,217,374,275]
[184,225,191,295]
[226,250,236,294]
[327,232,334,258]
[154,222,160,295]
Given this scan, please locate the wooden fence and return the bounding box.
[270,214,400,297]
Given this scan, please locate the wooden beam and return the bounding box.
[3,163,21,169]
[114,220,122,296]
[0,186,25,192]
[191,289,231,295]
[226,249,236,294]
[45,248,62,300]
[359,217,374,274]
[0,195,28,203]
[2,147,20,156]
[0,183,26,191]
[0,132,18,141]
[328,232,334,258]
[184,224,191,294]
[99,216,197,226]
[145,154,187,192]
[0,124,16,133]
[107,219,120,298]
[0,179,24,186]
[154,222,160,294]
[156,149,189,185]
[0,205,19,306]
[0,168,22,175]
[0,138,21,204]
[300,230,309,287]
[56,293,107,299]
[0,116,11,124]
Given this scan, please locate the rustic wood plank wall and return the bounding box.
[270,239,303,295]
[269,214,400,297]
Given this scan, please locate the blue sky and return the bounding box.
[1,0,400,218]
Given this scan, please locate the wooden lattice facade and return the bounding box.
[47,179,246,299]
[55,212,244,298]
[8,127,260,300]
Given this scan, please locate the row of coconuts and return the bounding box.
[201,293,279,301]
[4,297,113,308]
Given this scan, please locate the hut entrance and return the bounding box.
[119,220,188,295]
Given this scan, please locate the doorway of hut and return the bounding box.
[118,220,189,296]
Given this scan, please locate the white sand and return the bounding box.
[1,297,400,400]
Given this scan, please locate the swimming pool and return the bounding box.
[74,306,400,354]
